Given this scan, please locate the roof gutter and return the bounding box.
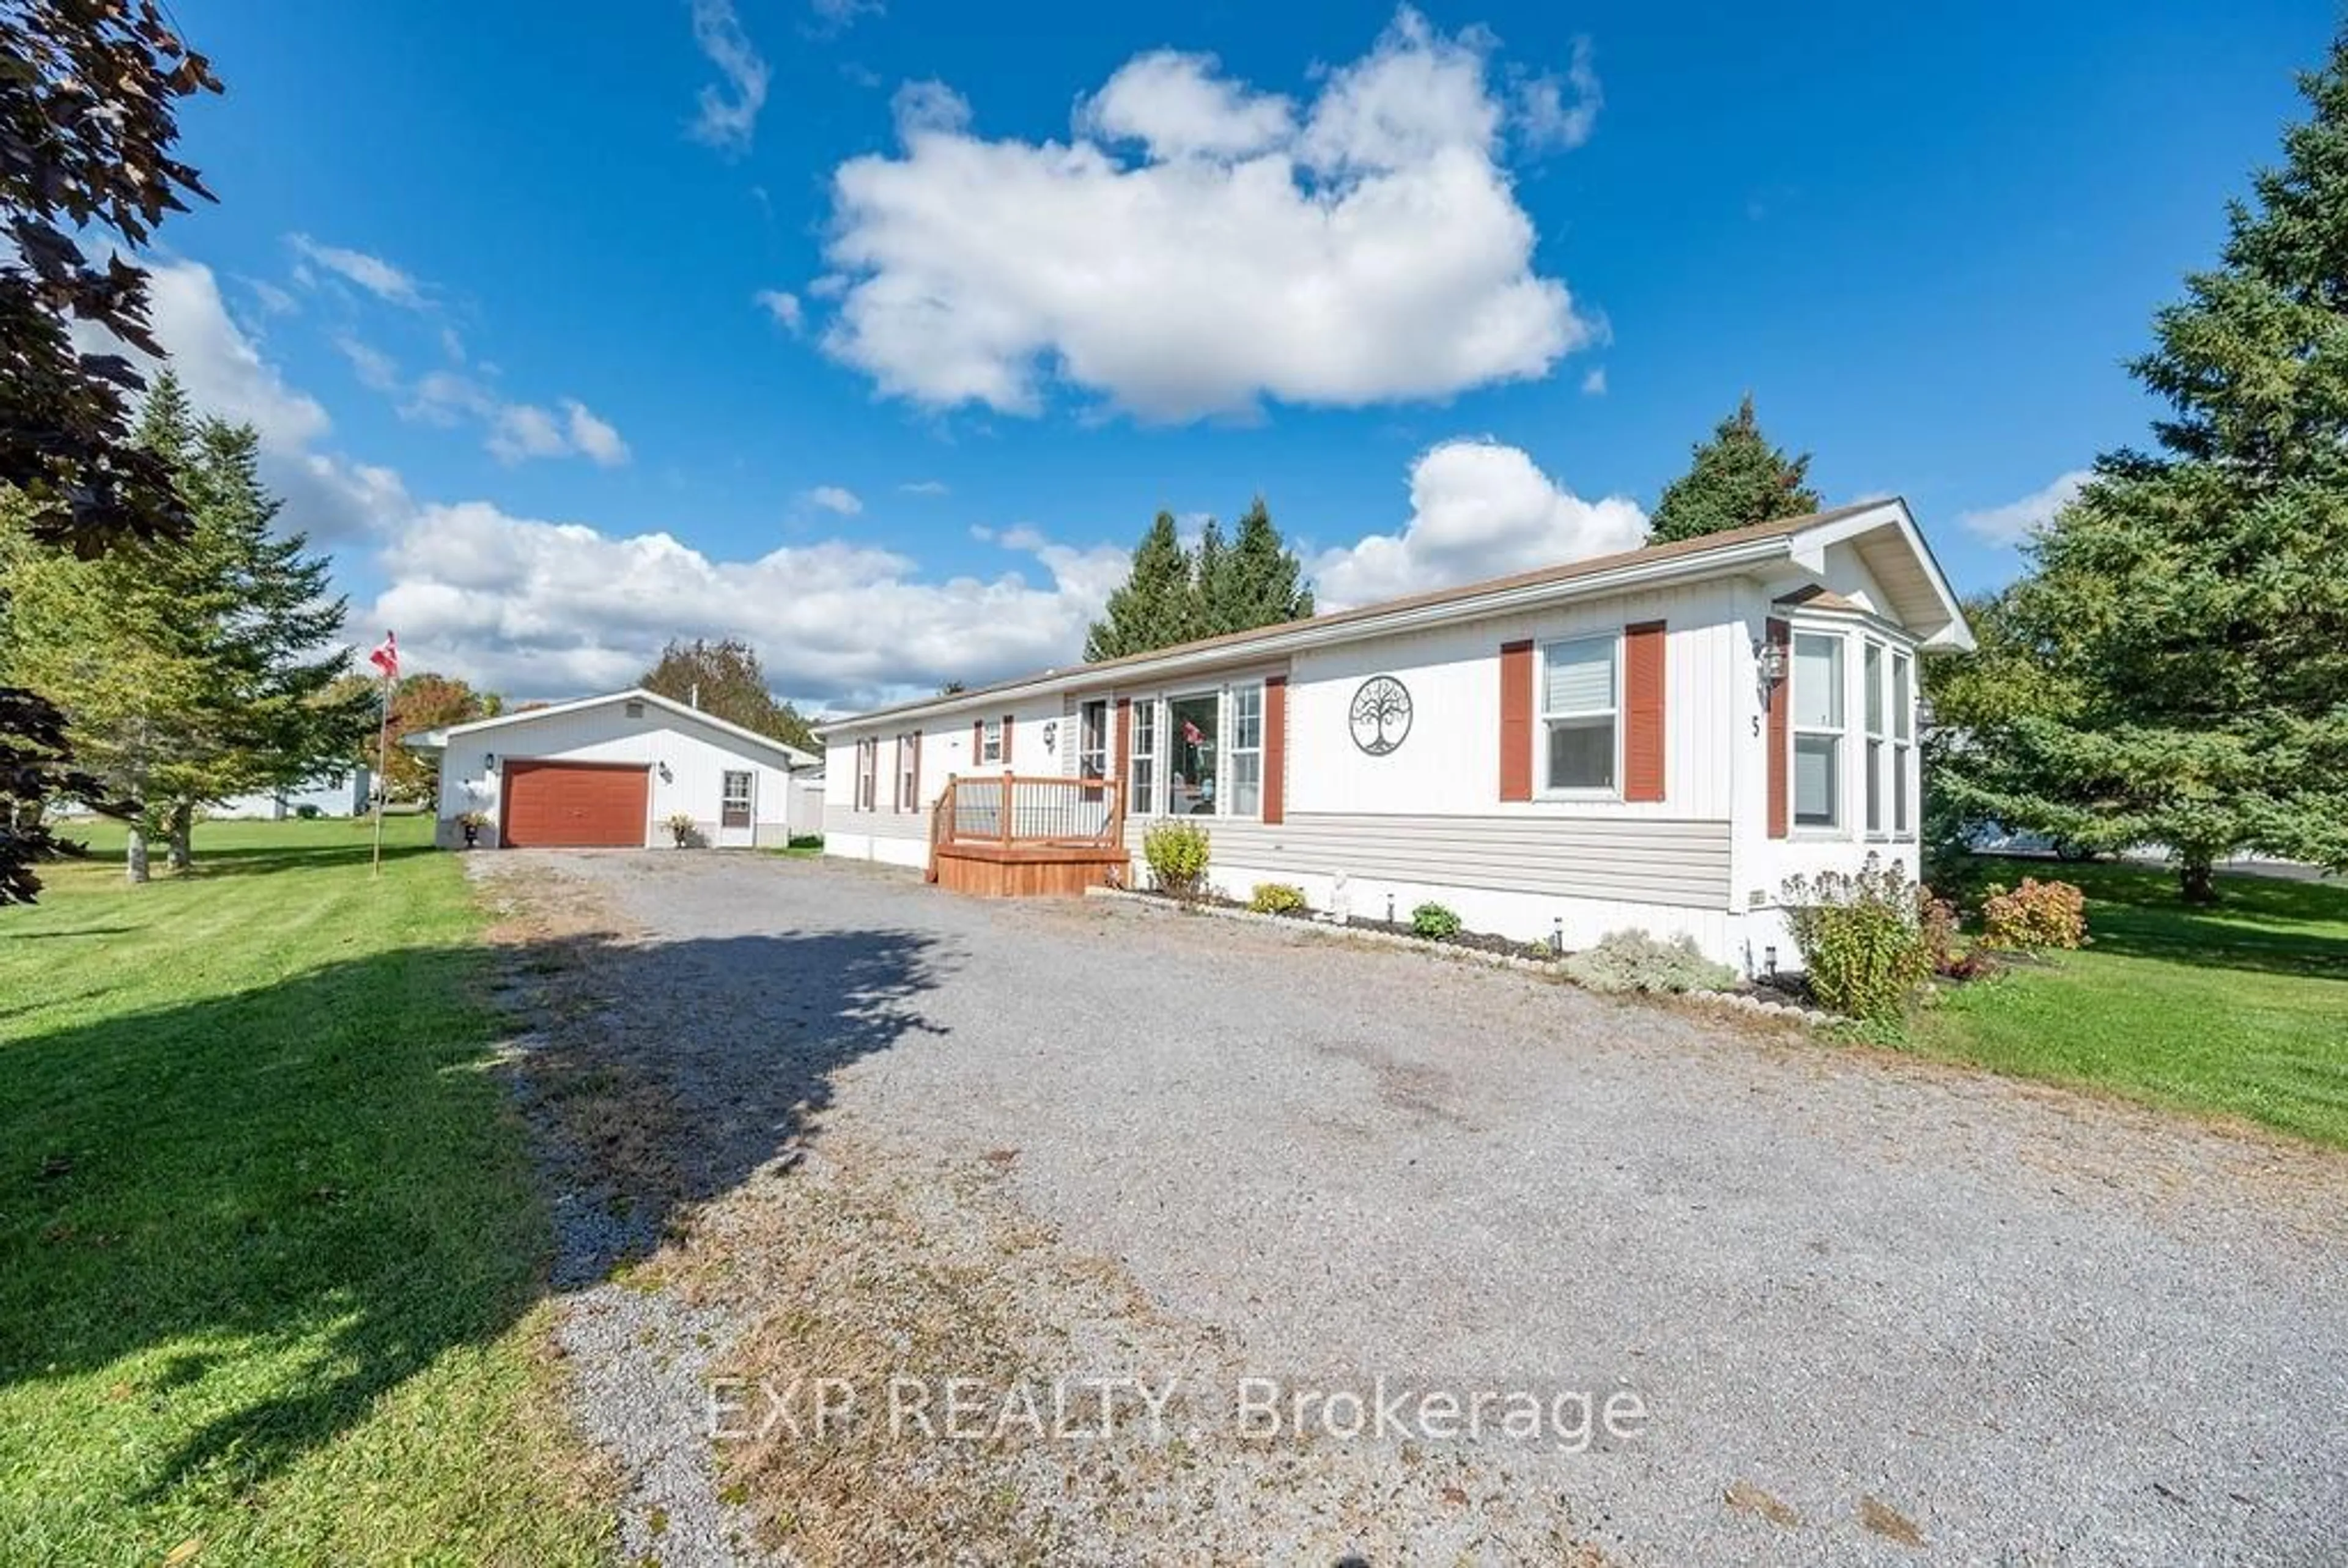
[816,533,1797,740]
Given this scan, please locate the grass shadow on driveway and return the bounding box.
[0,913,948,1554]
[500,922,954,1288]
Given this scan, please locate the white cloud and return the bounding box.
[819,7,1595,420]
[487,403,568,464]
[805,485,863,515]
[1515,37,1602,151]
[754,289,804,333]
[687,0,769,153]
[1959,470,2090,546]
[1580,366,1606,396]
[563,400,630,466]
[245,278,299,316]
[1310,438,1646,609]
[131,259,402,542]
[809,0,882,34]
[335,335,402,392]
[1080,51,1296,160]
[287,234,426,309]
[367,504,1125,709]
[899,479,949,496]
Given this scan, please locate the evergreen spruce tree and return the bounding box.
[1949,33,2348,900]
[1191,516,1230,637]
[1085,510,1197,660]
[1647,394,1822,544]
[1213,497,1315,633]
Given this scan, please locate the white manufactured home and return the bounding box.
[410,688,819,850]
[816,502,1972,971]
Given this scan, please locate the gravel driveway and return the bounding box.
[478,850,2348,1567]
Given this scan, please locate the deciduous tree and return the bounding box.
[638,638,816,753]
[0,0,220,900]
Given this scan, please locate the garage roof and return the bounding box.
[404,687,818,768]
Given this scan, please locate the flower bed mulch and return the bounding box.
[1124,886,1562,963]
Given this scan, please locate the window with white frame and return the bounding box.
[1892,650,1914,835]
[1129,699,1158,815]
[1863,641,1886,834]
[1792,631,1845,830]
[1079,699,1109,780]
[1540,635,1617,793]
[1228,683,1263,816]
[980,717,1003,765]
[896,734,918,812]
[854,737,877,812]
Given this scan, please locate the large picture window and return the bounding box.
[1129,699,1158,815]
[1167,691,1219,815]
[1228,684,1263,817]
[1792,631,1845,830]
[1540,635,1617,792]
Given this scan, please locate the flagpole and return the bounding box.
[371,669,391,877]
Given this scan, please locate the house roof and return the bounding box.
[405,687,819,768]
[819,498,1972,737]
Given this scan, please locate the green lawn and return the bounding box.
[1911,858,2348,1147]
[0,817,609,1566]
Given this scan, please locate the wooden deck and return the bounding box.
[927,773,1127,898]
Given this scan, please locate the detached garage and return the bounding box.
[410,688,819,850]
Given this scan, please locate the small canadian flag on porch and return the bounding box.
[367,631,399,680]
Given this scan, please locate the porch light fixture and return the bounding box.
[1754,636,1789,687]
[658,761,674,783]
[484,753,496,769]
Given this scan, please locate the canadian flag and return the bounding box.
[368,631,399,680]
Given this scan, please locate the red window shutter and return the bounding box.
[1002,713,1014,766]
[1623,621,1667,803]
[1499,639,1534,802]
[910,730,921,811]
[972,717,983,765]
[1767,617,1791,839]
[1114,698,1132,803]
[1263,675,1288,825]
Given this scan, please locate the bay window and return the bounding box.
[1125,681,1266,818]
[1864,641,1886,834]
[1541,635,1617,793]
[1791,631,1845,830]
[1892,650,1914,836]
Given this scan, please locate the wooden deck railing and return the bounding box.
[928,772,1123,876]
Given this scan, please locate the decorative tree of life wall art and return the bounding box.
[1350,676,1412,756]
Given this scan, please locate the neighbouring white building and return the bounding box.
[815,501,1973,973]
[408,688,819,850]
[213,767,373,820]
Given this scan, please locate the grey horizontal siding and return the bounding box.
[1131,813,1732,908]
[824,803,929,841]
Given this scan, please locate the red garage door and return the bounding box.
[501,760,649,848]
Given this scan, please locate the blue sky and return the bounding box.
[149,0,2325,707]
